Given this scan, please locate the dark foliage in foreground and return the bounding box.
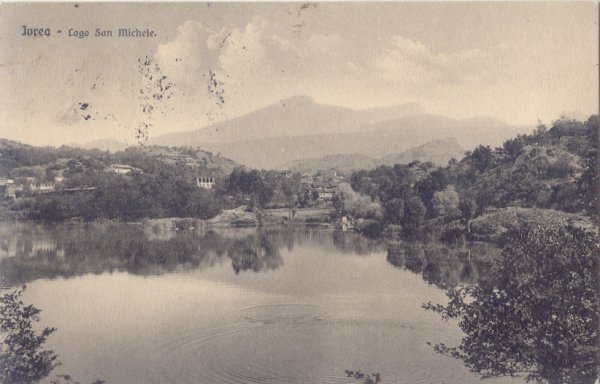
[0,286,59,384]
[424,224,599,383]
[0,285,107,384]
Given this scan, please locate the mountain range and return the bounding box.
[77,138,131,152]
[281,138,466,174]
[85,95,534,169]
[152,95,426,144]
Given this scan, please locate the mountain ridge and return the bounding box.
[87,96,533,169]
[149,95,427,145]
[280,138,465,174]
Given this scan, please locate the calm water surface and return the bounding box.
[1,222,523,384]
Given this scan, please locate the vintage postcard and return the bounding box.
[0,2,598,384]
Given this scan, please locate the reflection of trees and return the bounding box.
[424,225,599,384]
[332,230,384,255]
[229,234,283,274]
[386,250,405,269]
[0,224,287,284]
[386,242,487,289]
[0,225,391,284]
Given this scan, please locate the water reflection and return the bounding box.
[0,221,495,290]
[384,234,599,383]
[2,222,594,384]
[229,234,283,274]
[386,241,499,289]
[0,223,385,285]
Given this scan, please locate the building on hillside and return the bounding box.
[276,170,294,178]
[4,184,23,199]
[159,152,197,166]
[33,182,56,193]
[104,164,143,174]
[301,173,312,184]
[0,179,15,199]
[159,152,189,161]
[62,187,96,194]
[2,180,56,198]
[0,178,14,187]
[315,186,335,201]
[196,176,215,190]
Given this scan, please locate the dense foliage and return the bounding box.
[0,286,59,384]
[348,116,598,239]
[0,144,235,221]
[27,169,223,221]
[424,224,599,383]
[333,182,382,220]
[0,140,315,221]
[2,116,596,226]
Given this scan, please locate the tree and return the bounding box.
[458,192,477,226]
[184,190,222,219]
[334,182,382,220]
[383,197,404,224]
[576,116,598,220]
[225,168,273,208]
[424,224,599,383]
[469,145,494,172]
[0,286,59,384]
[280,173,301,211]
[416,168,450,207]
[402,195,426,239]
[431,185,461,221]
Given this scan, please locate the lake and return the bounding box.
[0,222,522,384]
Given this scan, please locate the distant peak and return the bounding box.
[463,116,507,126]
[279,94,316,105]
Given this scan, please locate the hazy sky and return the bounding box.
[0,2,597,146]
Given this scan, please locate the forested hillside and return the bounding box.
[0,116,596,229]
[341,116,597,239]
[0,142,237,221]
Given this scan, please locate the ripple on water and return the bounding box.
[240,303,331,325]
[148,303,471,384]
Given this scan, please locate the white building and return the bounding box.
[105,164,142,174]
[196,176,215,190]
[36,182,56,193]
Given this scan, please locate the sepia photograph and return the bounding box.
[0,2,598,384]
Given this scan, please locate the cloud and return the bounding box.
[154,21,221,90]
[153,17,301,120]
[307,33,340,52]
[155,17,293,90]
[373,35,513,86]
[218,17,270,75]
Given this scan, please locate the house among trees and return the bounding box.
[104,164,143,174]
[0,178,15,199]
[4,184,23,199]
[159,152,189,161]
[159,152,196,166]
[196,176,215,190]
[0,178,14,187]
[316,186,335,201]
[33,182,56,194]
